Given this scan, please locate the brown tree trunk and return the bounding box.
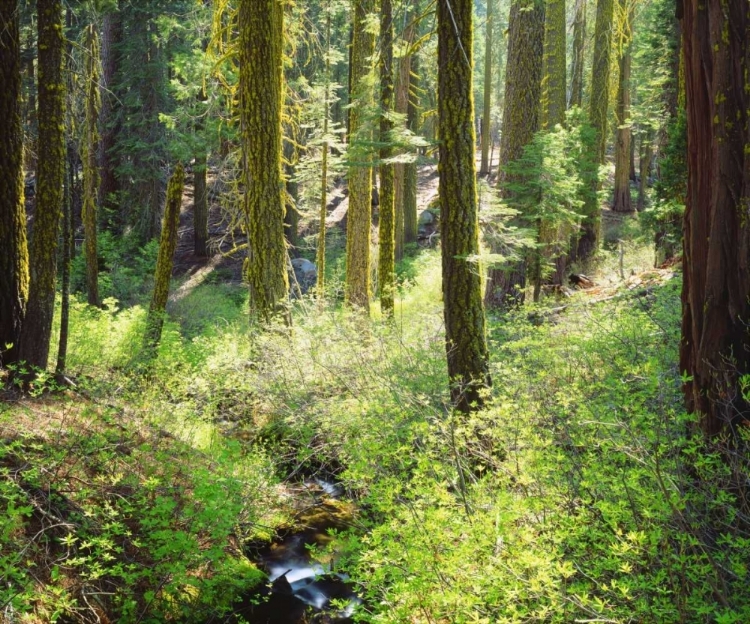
[636,131,653,212]
[99,8,122,227]
[680,0,750,435]
[479,0,493,175]
[569,0,586,108]
[193,152,208,257]
[612,0,634,213]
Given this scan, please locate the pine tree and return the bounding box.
[541,0,565,130]
[437,0,491,411]
[612,0,634,213]
[569,0,586,108]
[239,0,289,322]
[479,0,494,175]
[83,24,101,307]
[99,6,122,227]
[0,1,29,368]
[19,0,66,371]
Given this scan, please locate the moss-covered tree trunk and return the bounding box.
[541,0,566,130]
[0,1,29,368]
[479,0,494,176]
[83,24,100,307]
[145,164,184,351]
[569,0,586,109]
[19,0,65,372]
[99,8,122,228]
[239,0,289,322]
[56,145,74,378]
[485,0,545,308]
[378,0,395,316]
[612,1,634,213]
[577,0,614,259]
[403,49,420,248]
[680,0,750,436]
[317,5,332,293]
[437,0,491,411]
[345,0,376,311]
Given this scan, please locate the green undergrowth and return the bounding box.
[3,245,750,622]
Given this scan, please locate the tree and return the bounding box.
[345,0,376,311]
[378,0,395,316]
[0,1,29,369]
[569,0,586,108]
[99,6,122,227]
[19,0,66,372]
[485,0,545,308]
[679,0,750,435]
[612,0,635,213]
[437,0,491,411]
[83,23,101,307]
[239,0,289,322]
[541,0,565,130]
[479,0,494,176]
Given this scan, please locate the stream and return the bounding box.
[231,479,362,624]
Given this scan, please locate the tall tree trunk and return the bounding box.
[193,152,208,256]
[99,8,122,228]
[378,0,396,316]
[437,0,491,411]
[485,0,545,308]
[569,0,586,108]
[0,1,29,368]
[240,0,289,322]
[317,4,332,293]
[345,0,376,311]
[577,0,615,259]
[636,130,652,212]
[612,0,634,213]
[542,0,566,129]
[680,0,750,435]
[403,49,420,247]
[83,24,100,307]
[19,0,66,372]
[145,164,184,351]
[283,136,299,252]
[479,0,493,175]
[56,144,74,378]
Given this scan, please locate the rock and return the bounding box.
[291,258,318,295]
[418,209,436,226]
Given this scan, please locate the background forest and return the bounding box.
[1,0,749,623]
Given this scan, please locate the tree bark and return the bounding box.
[83,24,100,307]
[612,0,634,213]
[193,152,208,257]
[437,0,491,411]
[479,0,493,175]
[99,7,122,227]
[680,0,750,435]
[542,0,566,130]
[0,1,29,368]
[569,0,586,109]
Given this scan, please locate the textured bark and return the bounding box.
[569,0,586,108]
[19,0,66,372]
[145,164,184,350]
[479,0,493,175]
[680,0,750,435]
[83,25,100,307]
[317,7,332,293]
[542,0,566,129]
[240,0,289,322]
[283,137,299,251]
[378,0,395,316]
[99,8,122,224]
[612,1,634,213]
[193,152,208,256]
[403,50,420,247]
[56,145,74,377]
[345,0,376,311]
[577,0,615,259]
[485,0,545,308]
[437,0,491,411]
[0,2,29,368]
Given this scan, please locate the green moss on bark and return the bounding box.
[83,24,100,307]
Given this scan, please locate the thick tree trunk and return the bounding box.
[145,165,184,351]
[569,0,586,109]
[83,25,100,307]
[240,0,289,322]
[0,1,29,368]
[403,50,420,247]
[345,0,376,311]
[99,8,122,227]
[680,0,750,435]
[485,0,545,308]
[479,0,493,175]
[437,0,491,411]
[378,0,395,315]
[56,145,74,378]
[542,0,566,130]
[612,1,634,213]
[19,0,66,372]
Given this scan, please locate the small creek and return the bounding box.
[232,479,361,624]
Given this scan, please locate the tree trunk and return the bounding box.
[83,24,100,307]
[612,0,634,213]
[542,0,566,130]
[317,5,332,293]
[99,8,122,228]
[0,1,29,368]
[378,0,396,316]
[19,0,66,372]
[437,0,491,411]
[145,164,184,351]
[636,130,653,212]
[479,0,493,175]
[569,0,586,108]
[485,0,545,308]
[193,152,208,257]
[403,49,420,247]
[240,0,289,322]
[56,144,74,378]
[577,0,615,259]
[680,0,750,435]
[345,0,376,311]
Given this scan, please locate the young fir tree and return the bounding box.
[18,0,66,372]
[378,0,395,316]
[680,0,750,435]
[0,1,29,368]
[239,0,289,322]
[345,0,376,311]
[485,0,545,308]
[436,0,491,411]
[144,164,184,351]
[612,0,634,213]
[83,23,101,307]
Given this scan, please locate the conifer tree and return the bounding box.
[0,1,29,368]
[83,24,101,307]
[541,0,566,130]
[239,0,289,322]
[317,3,333,293]
[569,0,586,108]
[19,0,66,371]
[479,0,494,175]
[345,0,376,311]
[99,6,122,226]
[437,0,491,411]
[612,0,634,213]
